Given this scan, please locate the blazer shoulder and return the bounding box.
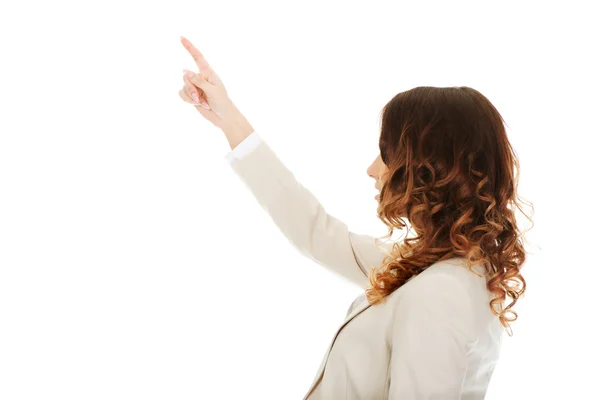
[395,259,475,302]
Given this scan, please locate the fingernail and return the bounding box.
[192,93,199,102]
[183,69,194,78]
[200,101,210,109]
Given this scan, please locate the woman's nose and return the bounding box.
[367,167,376,179]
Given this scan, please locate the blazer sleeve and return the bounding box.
[224,131,392,289]
[388,272,476,399]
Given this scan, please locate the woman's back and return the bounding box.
[307,257,504,399]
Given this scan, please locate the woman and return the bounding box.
[178,36,532,400]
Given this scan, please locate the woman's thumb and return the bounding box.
[188,72,214,94]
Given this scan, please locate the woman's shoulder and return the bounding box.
[392,257,486,301]
[419,257,489,285]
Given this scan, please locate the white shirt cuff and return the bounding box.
[224,130,262,164]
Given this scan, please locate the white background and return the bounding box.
[1,0,598,398]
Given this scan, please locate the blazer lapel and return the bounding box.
[303,297,372,399]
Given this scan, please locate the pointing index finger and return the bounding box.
[180,36,214,76]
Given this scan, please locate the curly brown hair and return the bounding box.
[365,86,533,337]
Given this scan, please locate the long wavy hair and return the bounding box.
[365,86,533,337]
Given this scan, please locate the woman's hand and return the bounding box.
[179,36,239,130]
[179,36,254,148]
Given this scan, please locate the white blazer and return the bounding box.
[225,131,505,399]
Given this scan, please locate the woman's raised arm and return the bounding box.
[178,36,392,288]
[226,132,392,289]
